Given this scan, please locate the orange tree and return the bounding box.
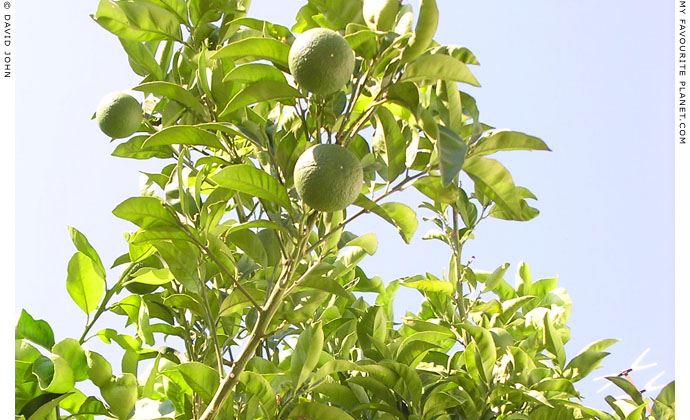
[15,1,675,420]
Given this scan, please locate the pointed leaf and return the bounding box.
[112,196,179,229]
[290,322,324,388]
[606,376,645,406]
[143,125,223,149]
[15,310,55,350]
[223,63,287,84]
[212,37,290,68]
[210,164,291,209]
[437,125,468,186]
[353,196,417,243]
[219,80,302,117]
[67,226,105,276]
[401,275,453,295]
[543,313,566,368]
[372,107,406,182]
[239,371,277,416]
[413,176,459,203]
[134,81,206,117]
[470,130,551,157]
[288,401,355,420]
[92,0,183,41]
[402,54,480,86]
[66,252,105,315]
[481,263,510,293]
[176,362,220,402]
[463,157,522,219]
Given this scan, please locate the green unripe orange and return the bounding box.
[101,373,138,420]
[293,144,363,212]
[363,0,401,31]
[288,28,355,95]
[95,92,142,139]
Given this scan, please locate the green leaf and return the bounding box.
[66,252,105,315]
[226,229,267,266]
[543,313,566,368]
[52,338,88,382]
[140,0,187,24]
[176,362,220,402]
[564,339,617,382]
[21,393,72,420]
[15,310,55,350]
[400,274,453,295]
[313,360,362,382]
[219,80,302,117]
[413,176,459,204]
[133,81,207,117]
[606,376,645,406]
[489,186,540,222]
[210,164,291,209]
[129,226,193,244]
[67,226,105,277]
[470,130,551,157]
[516,261,531,296]
[223,63,287,84]
[481,263,510,293]
[112,196,179,229]
[290,322,324,388]
[534,378,578,397]
[372,107,406,182]
[459,324,497,382]
[463,157,522,219]
[288,401,355,420]
[446,80,465,132]
[153,240,201,293]
[92,0,182,42]
[402,53,480,86]
[212,37,290,68]
[652,381,675,420]
[32,355,74,393]
[343,232,378,255]
[124,268,175,286]
[119,38,165,80]
[437,125,468,187]
[353,196,417,244]
[385,82,420,112]
[238,372,277,416]
[112,135,174,159]
[299,276,351,300]
[396,338,441,366]
[227,17,294,40]
[143,125,223,149]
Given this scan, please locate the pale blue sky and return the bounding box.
[15,0,674,411]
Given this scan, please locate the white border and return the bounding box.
[676,0,687,417]
[1,1,15,417]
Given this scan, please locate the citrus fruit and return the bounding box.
[363,0,400,31]
[288,28,355,95]
[294,144,363,212]
[101,373,138,420]
[96,92,142,139]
